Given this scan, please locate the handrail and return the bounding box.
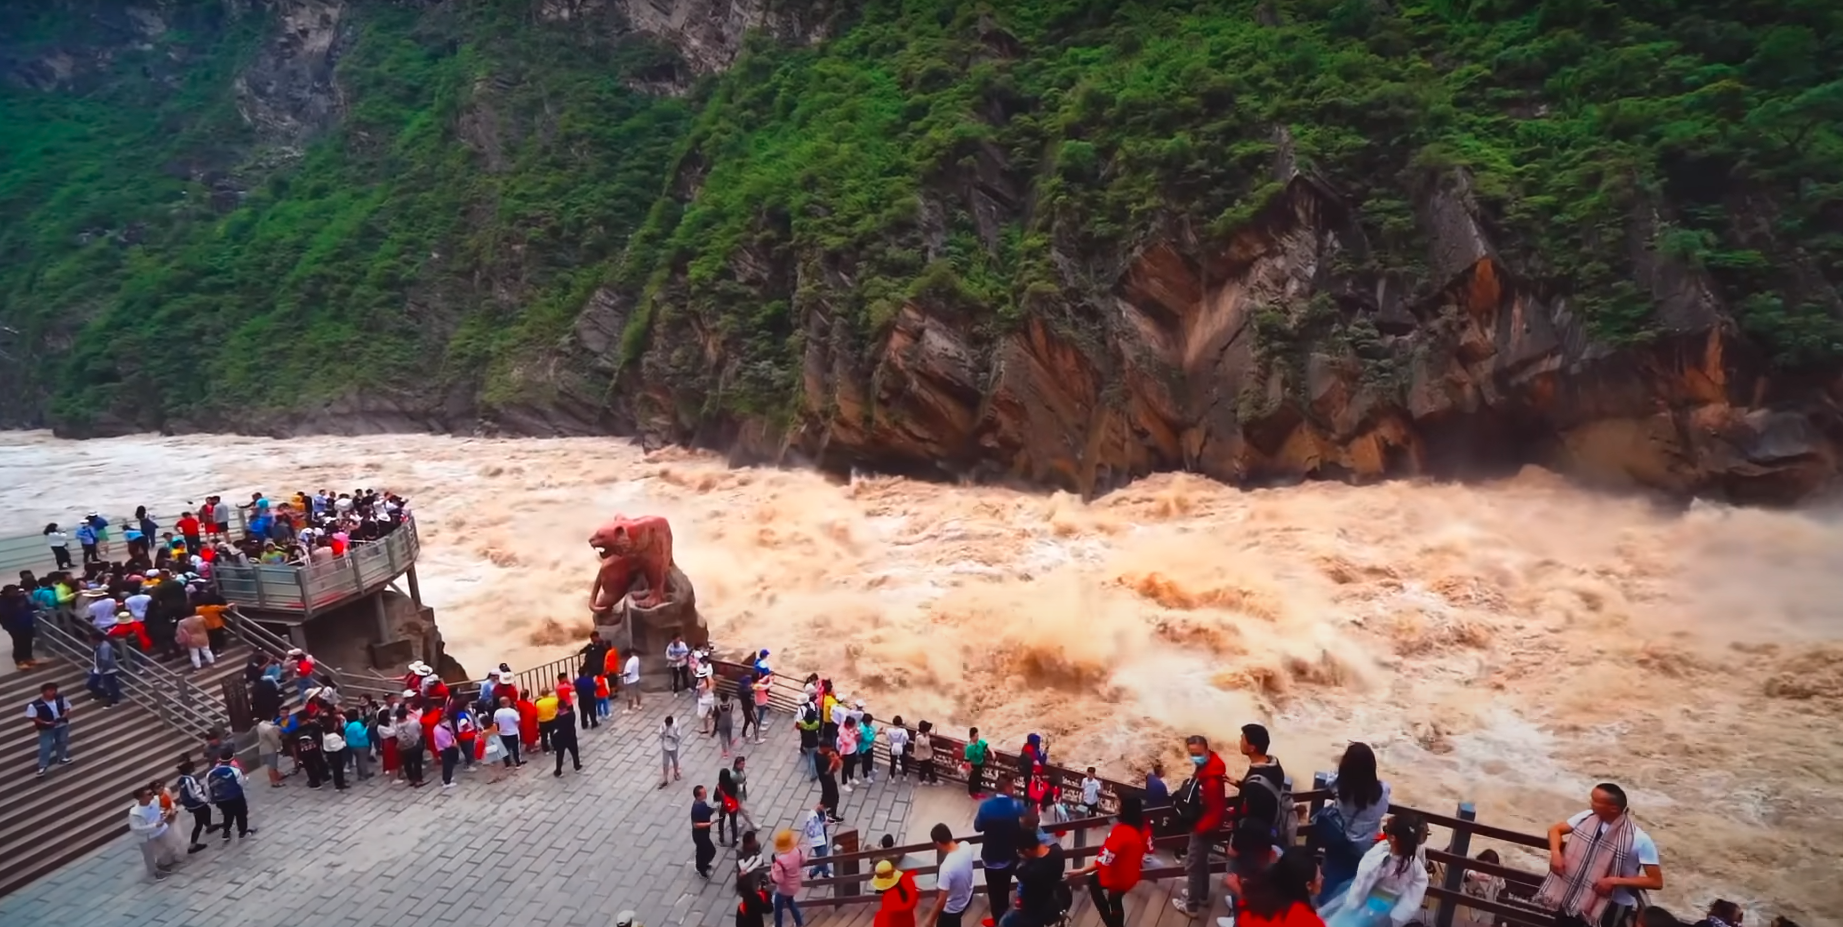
[703,658,1552,926]
[212,518,420,613]
[0,496,255,576]
[35,616,228,736]
[221,606,403,700]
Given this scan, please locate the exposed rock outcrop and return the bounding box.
[229,0,352,145]
[537,0,845,75]
[571,166,1842,505]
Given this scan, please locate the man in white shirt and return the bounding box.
[126,786,178,881]
[87,596,118,632]
[123,591,153,622]
[1541,783,1664,927]
[492,697,524,768]
[926,823,976,927]
[622,653,642,712]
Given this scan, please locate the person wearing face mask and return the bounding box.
[1172,734,1229,918]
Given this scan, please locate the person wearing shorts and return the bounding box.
[257,717,285,787]
[210,496,231,539]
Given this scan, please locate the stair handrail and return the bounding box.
[222,606,406,700]
[35,616,228,736]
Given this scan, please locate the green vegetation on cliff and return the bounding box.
[1,0,1838,431]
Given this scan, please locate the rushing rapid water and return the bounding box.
[1,431,1838,922]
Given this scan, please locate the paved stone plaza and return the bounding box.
[0,697,917,927]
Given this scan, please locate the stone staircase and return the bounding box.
[0,637,255,898]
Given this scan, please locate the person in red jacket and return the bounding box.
[1074,796,1147,927]
[517,695,540,750]
[1173,734,1228,918]
[870,861,920,927]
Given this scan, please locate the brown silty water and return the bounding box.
[2,431,1838,923]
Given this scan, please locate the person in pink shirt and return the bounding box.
[770,829,807,927]
[432,716,460,788]
[751,674,773,746]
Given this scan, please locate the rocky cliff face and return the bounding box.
[541,163,1839,505]
[537,0,841,75]
[6,1,1839,506]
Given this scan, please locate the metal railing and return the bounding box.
[213,519,420,613]
[0,501,255,576]
[35,617,229,736]
[221,606,404,702]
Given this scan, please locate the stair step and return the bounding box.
[0,663,224,899]
[0,730,198,859]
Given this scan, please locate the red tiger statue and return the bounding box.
[589,515,674,611]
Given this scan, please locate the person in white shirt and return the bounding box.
[927,824,977,927]
[87,596,118,632]
[123,592,153,622]
[492,697,524,768]
[1081,768,1103,816]
[802,802,834,879]
[665,635,691,694]
[1323,814,1430,927]
[623,653,642,712]
[885,719,911,781]
[126,786,179,881]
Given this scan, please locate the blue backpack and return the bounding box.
[206,765,244,803]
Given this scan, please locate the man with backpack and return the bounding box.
[1171,734,1228,918]
[973,775,1026,927]
[174,757,218,852]
[207,749,256,842]
[1235,723,1292,846]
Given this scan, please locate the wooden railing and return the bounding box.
[698,658,1557,927]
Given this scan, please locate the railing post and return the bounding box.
[1309,771,1331,826]
[1433,802,1476,927]
[255,569,269,609]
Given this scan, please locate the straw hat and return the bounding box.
[773,830,797,854]
[408,660,432,676]
[613,912,638,927]
[114,612,136,627]
[870,860,901,892]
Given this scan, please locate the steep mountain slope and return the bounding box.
[3,0,1840,501]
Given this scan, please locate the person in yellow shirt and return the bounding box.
[535,689,560,754]
[196,603,230,654]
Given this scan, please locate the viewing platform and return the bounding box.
[0,499,427,652]
[212,518,423,622]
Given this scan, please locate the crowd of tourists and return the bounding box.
[8,484,1793,927]
[691,660,1789,927]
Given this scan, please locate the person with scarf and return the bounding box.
[1537,784,1664,927]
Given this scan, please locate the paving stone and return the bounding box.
[0,694,916,927]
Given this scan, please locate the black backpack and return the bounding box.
[1172,775,1205,828]
[177,774,208,810]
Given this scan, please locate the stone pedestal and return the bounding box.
[593,564,705,693]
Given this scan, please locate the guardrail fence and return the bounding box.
[34,616,229,736]
[212,519,420,615]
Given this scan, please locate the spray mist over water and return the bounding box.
[1,431,1838,922]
